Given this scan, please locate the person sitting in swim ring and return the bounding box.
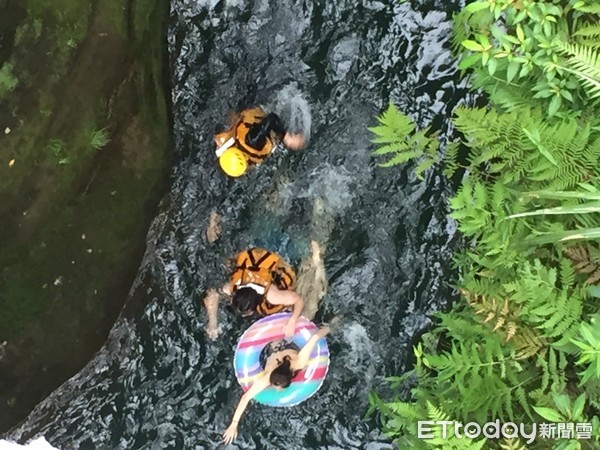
[203,247,304,339]
[222,325,331,444]
[214,107,306,177]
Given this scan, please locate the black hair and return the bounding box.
[232,287,262,316]
[269,356,294,388]
[245,113,286,149]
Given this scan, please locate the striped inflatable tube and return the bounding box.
[233,312,330,407]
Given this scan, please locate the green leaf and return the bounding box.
[560,90,574,102]
[465,1,489,13]
[579,323,596,346]
[506,61,519,83]
[548,94,562,116]
[532,406,565,422]
[586,285,600,298]
[508,201,600,218]
[522,127,541,145]
[516,24,525,42]
[572,394,586,420]
[551,393,571,417]
[372,143,402,155]
[459,54,481,70]
[488,57,497,76]
[522,190,600,201]
[504,34,520,45]
[514,10,527,23]
[462,40,484,52]
[537,144,559,167]
[477,33,491,50]
[526,227,600,244]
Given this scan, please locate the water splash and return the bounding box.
[0,438,59,450]
[270,82,312,140]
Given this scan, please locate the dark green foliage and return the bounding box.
[369,2,600,448]
[452,107,600,190]
[452,0,600,119]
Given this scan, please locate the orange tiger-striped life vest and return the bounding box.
[230,248,296,316]
[214,108,277,165]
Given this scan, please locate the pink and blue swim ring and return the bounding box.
[233,312,330,407]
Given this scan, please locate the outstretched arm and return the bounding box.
[295,326,330,370]
[266,286,304,337]
[222,376,270,444]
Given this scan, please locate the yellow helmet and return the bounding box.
[219,147,248,177]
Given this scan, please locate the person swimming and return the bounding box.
[222,325,331,444]
[202,247,305,339]
[215,107,306,177]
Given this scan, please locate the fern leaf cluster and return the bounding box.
[370,103,440,180]
[557,38,600,101]
[570,315,600,384]
[422,334,532,422]
[529,349,568,404]
[461,289,519,342]
[503,259,583,343]
[563,245,600,284]
[499,438,528,450]
[372,4,600,446]
[452,107,600,191]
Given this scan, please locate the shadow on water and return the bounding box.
[7,0,472,448]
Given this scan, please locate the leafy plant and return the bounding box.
[370,103,440,180]
[46,139,69,165]
[371,2,600,448]
[556,41,600,101]
[451,107,600,191]
[509,188,600,245]
[563,245,600,285]
[570,316,600,384]
[0,63,19,98]
[90,128,110,151]
[452,0,600,118]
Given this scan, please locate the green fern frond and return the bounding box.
[556,42,600,100]
[560,256,577,289]
[574,22,600,39]
[390,401,425,422]
[426,401,451,422]
[499,438,528,450]
[442,141,461,178]
[370,103,440,179]
[453,107,600,191]
[572,3,600,14]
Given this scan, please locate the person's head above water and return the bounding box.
[269,356,294,389]
[231,287,262,316]
[218,147,248,177]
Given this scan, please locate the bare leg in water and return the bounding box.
[295,240,328,320]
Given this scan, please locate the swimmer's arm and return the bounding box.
[266,287,304,336]
[295,326,331,370]
[228,376,270,426]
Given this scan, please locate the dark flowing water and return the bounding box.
[6,0,470,448]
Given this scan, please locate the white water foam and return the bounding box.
[271,83,312,141]
[0,438,59,450]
